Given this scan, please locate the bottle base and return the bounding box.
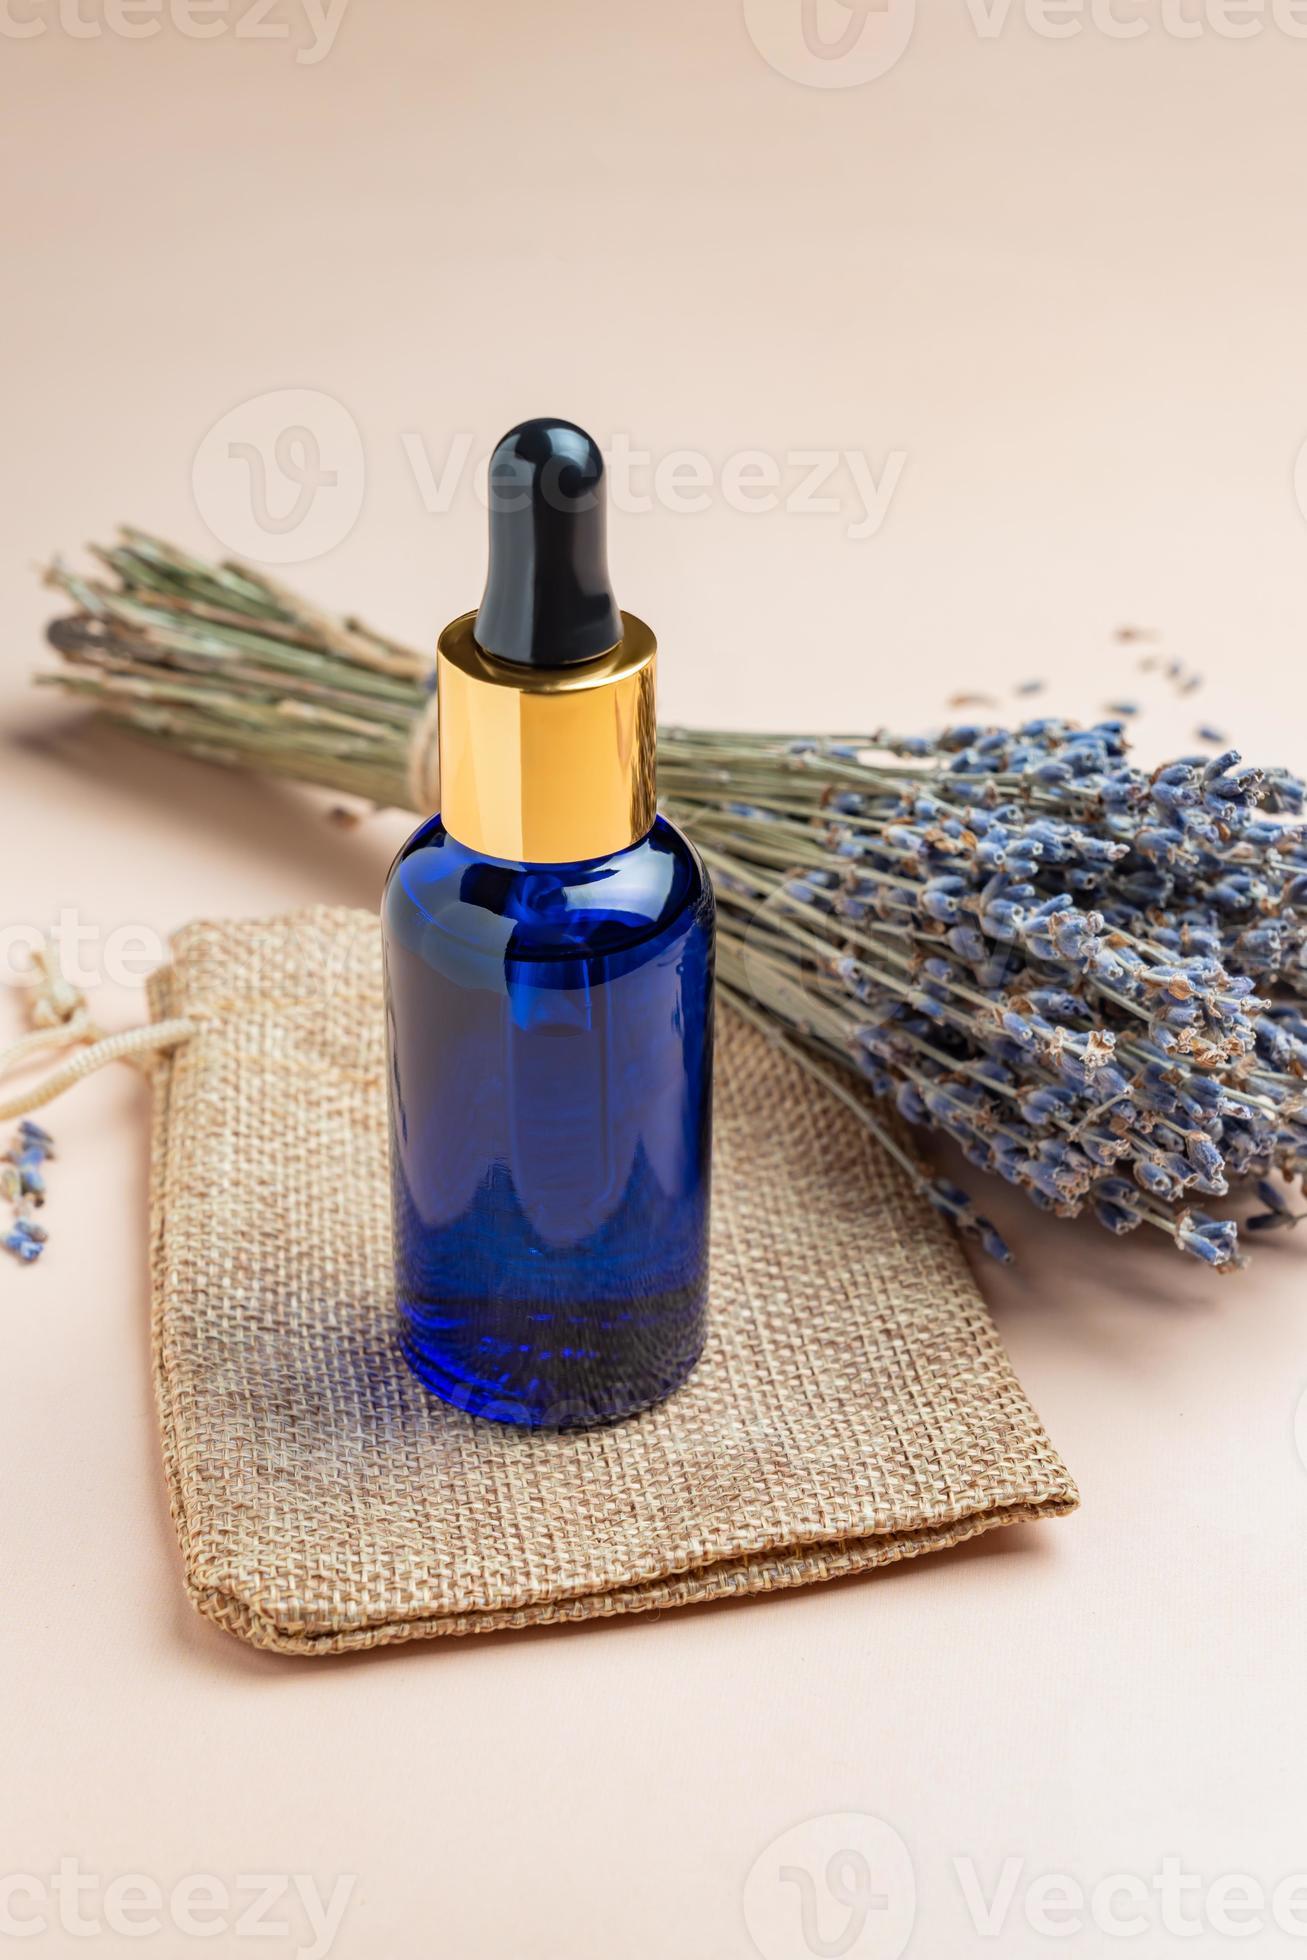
[398,1326,707,1430]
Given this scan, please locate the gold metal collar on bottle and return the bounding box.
[436,611,657,863]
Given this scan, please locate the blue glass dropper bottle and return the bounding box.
[383,418,715,1428]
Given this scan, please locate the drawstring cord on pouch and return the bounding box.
[0,941,196,1125]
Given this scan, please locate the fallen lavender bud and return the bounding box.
[3,1123,54,1262]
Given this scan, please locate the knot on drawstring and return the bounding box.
[0,939,196,1124]
[26,940,99,1039]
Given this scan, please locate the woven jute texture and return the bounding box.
[146,906,1076,1656]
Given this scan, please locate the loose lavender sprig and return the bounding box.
[37,535,1307,1270]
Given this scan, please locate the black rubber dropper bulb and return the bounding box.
[474,418,623,669]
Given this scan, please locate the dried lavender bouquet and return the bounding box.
[39,530,1307,1270]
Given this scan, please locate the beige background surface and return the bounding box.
[3,3,1307,1955]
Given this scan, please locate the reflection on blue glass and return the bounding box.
[383,815,714,1427]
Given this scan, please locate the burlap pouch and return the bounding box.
[134,905,1075,1655]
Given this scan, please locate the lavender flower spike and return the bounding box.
[669,713,1307,1269]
